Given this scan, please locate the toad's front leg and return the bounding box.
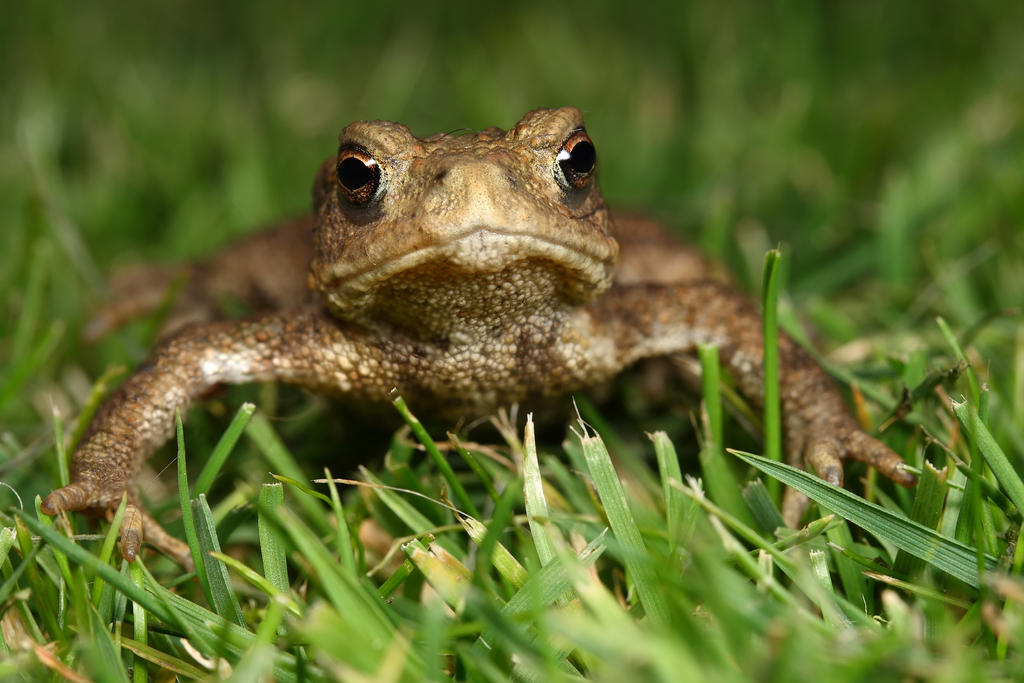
[42,309,391,566]
[582,281,914,523]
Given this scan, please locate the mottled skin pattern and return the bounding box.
[43,107,913,567]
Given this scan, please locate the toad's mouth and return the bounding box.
[324,227,617,300]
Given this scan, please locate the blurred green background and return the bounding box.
[2,1,1023,492]
[5,1,1023,295]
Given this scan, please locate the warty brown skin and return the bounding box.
[42,107,913,567]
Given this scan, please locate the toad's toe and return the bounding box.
[781,488,811,528]
[121,503,145,561]
[41,483,103,515]
[116,501,193,569]
[139,510,193,570]
[805,437,843,487]
[43,481,194,569]
[845,431,916,487]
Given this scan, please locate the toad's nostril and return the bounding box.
[433,170,447,183]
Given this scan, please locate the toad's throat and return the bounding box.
[360,258,588,339]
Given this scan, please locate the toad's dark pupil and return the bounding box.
[338,156,373,191]
[567,140,595,174]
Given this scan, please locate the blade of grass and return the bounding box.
[825,517,872,614]
[0,320,62,413]
[9,239,49,365]
[731,450,997,587]
[130,561,148,683]
[174,411,210,604]
[194,402,255,497]
[357,467,461,555]
[892,461,949,579]
[951,398,1024,516]
[269,505,397,628]
[1015,322,1024,431]
[879,361,965,430]
[193,494,246,627]
[577,423,669,625]
[119,635,206,680]
[377,560,416,600]
[450,434,500,503]
[863,571,973,610]
[13,514,64,643]
[404,538,472,610]
[742,479,786,533]
[502,531,606,619]
[83,602,131,683]
[137,561,307,681]
[938,316,986,551]
[523,414,559,566]
[32,496,91,629]
[650,431,692,557]
[469,471,526,597]
[268,505,416,674]
[227,597,286,681]
[697,345,758,528]
[392,393,479,518]
[91,494,128,616]
[460,514,529,590]
[0,542,43,606]
[294,599,416,679]
[680,481,809,613]
[16,511,176,625]
[673,477,844,602]
[762,248,783,502]
[807,548,850,628]
[245,412,332,536]
[420,593,446,683]
[937,317,980,404]
[211,551,302,615]
[258,483,290,594]
[323,468,357,577]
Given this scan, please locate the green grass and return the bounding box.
[2,1,1024,680]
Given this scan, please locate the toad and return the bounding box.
[42,107,913,567]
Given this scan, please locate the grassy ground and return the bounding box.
[2,1,1024,680]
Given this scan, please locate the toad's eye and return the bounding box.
[555,129,596,191]
[335,145,381,205]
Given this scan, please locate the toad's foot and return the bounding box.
[590,281,915,519]
[41,481,193,569]
[44,308,390,566]
[85,217,315,341]
[781,426,913,526]
[83,265,187,342]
